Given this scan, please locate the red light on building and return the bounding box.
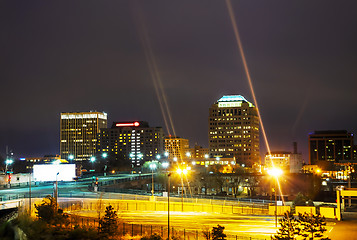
[116,122,140,127]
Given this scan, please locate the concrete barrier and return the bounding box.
[295,206,316,215]
[268,205,291,215]
[320,207,336,219]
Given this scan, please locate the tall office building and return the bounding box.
[309,130,354,167]
[208,95,260,167]
[164,136,190,161]
[98,121,164,169]
[60,112,107,161]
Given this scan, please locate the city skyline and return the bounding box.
[1,1,357,161]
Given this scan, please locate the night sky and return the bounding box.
[1,1,357,162]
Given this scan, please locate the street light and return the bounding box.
[156,154,161,160]
[5,159,13,173]
[102,153,108,176]
[167,172,171,240]
[177,167,188,211]
[90,156,96,171]
[68,155,74,162]
[150,162,157,196]
[268,167,283,227]
[164,152,169,158]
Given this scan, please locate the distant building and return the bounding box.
[265,142,303,173]
[60,112,107,161]
[98,121,164,169]
[308,130,354,169]
[265,152,303,173]
[208,95,260,167]
[20,155,62,173]
[164,136,189,161]
[187,144,209,159]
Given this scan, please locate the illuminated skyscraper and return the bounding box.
[60,112,107,161]
[208,95,260,167]
[98,121,164,169]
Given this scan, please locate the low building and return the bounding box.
[164,136,189,161]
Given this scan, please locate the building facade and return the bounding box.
[308,130,354,168]
[98,121,164,169]
[187,144,209,159]
[208,95,260,167]
[60,112,107,161]
[164,136,190,161]
[265,151,303,173]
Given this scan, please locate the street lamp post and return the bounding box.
[102,153,108,176]
[150,162,157,196]
[90,156,96,170]
[54,172,59,210]
[177,167,188,212]
[268,167,283,227]
[167,172,171,240]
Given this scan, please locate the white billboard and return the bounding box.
[33,164,76,182]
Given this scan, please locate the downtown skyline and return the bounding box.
[1,1,357,160]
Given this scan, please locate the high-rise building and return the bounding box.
[164,136,189,161]
[308,130,354,168]
[208,95,260,167]
[98,121,164,169]
[60,112,107,161]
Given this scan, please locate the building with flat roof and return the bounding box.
[208,95,260,167]
[308,130,354,169]
[164,136,189,161]
[98,121,164,169]
[60,111,107,161]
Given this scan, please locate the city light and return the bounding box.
[268,167,283,177]
[68,155,74,161]
[5,159,13,165]
[90,156,96,162]
[102,153,108,158]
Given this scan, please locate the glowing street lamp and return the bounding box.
[90,156,96,170]
[164,152,169,158]
[268,167,283,227]
[68,155,74,162]
[156,154,161,160]
[102,153,108,176]
[5,159,13,174]
[162,162,169,169]
[177,167,188,211]
[150,162,157,196]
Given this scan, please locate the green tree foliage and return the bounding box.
[34,195,68,225]
[98,205,119,237]
[298,213,330,240]
[271,211,300,240]
[272,211,330,240]
[293,192,314,208]
[211,225,226,240]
